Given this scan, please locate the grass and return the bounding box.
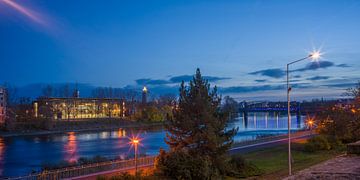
[240,140,345,179]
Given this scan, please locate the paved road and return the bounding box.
[229,133,313,154]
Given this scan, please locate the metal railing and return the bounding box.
[7,156,156,180]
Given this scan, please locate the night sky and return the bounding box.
[0,0,359,100]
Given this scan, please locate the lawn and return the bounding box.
[240,141,344,179]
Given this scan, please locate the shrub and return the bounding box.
[304,135,331,152]
[155,149,214,179]
[227,155,262,178]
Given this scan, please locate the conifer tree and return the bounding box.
[157,68,237,178]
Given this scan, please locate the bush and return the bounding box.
[304,135,331,152]
[227,155,262,178]
[155,149,215,179]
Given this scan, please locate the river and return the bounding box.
[0,112,305,177]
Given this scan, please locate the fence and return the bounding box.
[7,156,156,180]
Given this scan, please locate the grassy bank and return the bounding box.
[240,141,344,179]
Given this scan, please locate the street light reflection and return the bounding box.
[64,132,78,163]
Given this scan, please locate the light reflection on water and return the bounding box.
[0,137,4,176]
[0,112,304,177]
[64,132,78,163]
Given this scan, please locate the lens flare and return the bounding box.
[1,0,46,25]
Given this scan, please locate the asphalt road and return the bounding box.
[229,133,314,154]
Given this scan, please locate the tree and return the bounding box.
[346,81,360,106]
[156,68,237,179]
[222,96,239,119]
[42,85,54,97]
[59,84,71,97]
[317,81,360,143]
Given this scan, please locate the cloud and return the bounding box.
[169,75,230,83]
[135,78,170,85]
[219,83,311,94]
[306,76,330,81]
[293,61,334,72]
[293,75,301,78]
[249,68,285,78]
[322,83,357,88]
[336,64,351,68]
[135,75,230,86]
[249,61,340,79]
[254,79,267,83]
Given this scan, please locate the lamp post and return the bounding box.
[131,138,140,175]
[286,50,321,176]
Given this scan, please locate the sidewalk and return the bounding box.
[284,155,360,180]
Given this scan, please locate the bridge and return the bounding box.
[239,107,300,112]
[238,101,301,113]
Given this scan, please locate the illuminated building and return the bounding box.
[33,97,126,120]
[0,87,6,124]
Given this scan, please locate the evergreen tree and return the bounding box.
[156,68,237,179]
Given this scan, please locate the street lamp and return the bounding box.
[286,50,321,176]
[130,138,140,175]
[306,117,315,135]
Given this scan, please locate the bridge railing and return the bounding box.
[7,156,156,180]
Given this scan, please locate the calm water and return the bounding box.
[0,112,304,177]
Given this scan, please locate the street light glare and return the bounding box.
[310,50,321,61]
[132,139,139,144]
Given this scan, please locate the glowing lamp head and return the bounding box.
[132,139,139,144]
[308,120,314,125]
[143,86,147,93]
[309,50,321,61]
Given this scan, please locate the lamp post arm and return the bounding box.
[287,55,311,66]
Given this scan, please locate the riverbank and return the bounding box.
[240,140,345,179]
[0,120,164,138]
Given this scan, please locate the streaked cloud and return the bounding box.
[306,76,331,81]
[249,68,285,79]
[292,61,334,72]
[254,79,267,83]
[135,75,231,86]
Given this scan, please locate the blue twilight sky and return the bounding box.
[0,0,359,100]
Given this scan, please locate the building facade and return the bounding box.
[33,97,126,120]
[0,87,6,124]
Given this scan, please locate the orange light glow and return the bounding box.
[351,109,356,113]
[65,132,78,162]
[128,135,143,148]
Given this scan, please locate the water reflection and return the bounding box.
[238,112,304,130]
[0,137,4,176]
[64,132,78,162]
[116,128,126,138]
